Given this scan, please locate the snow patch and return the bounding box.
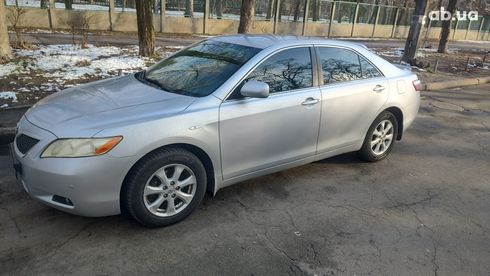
[0,43,184,106]
[8,44,152,81]
[0,64,19,78]
[90,56,147,72]
[0,92,18,102]
[377,48,404,58]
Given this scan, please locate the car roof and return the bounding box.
[210,34,367,50]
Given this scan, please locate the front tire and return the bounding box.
[122,148,207,227]
[358,111,398,162]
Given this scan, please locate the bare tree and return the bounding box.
[184,0,194,17]
[66,11,93,48]
[278,0,285,22]
[216,0,223,19]
[396,1,409,26]
[135,0,155,56]
[238,0,255,33]
[266,0,274,20]
[402,0,427,63]
[437,0,457,53]
[8,5,27,48]
[65,0,73,10]
[312,0,320,21]
[0,0,13,63]
[293,0,301,22]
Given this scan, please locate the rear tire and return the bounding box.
[358,111,398,162]
[122,148,207,228]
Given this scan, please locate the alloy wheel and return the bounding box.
[370,119,394,155]
[143,164,197,217]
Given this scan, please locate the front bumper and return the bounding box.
[11,117,134,217]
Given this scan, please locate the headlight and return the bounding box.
[41,136,122,158]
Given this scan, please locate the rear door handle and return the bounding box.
[373,84,386,92]
[301,97,320,106]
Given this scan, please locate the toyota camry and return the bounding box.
[10,35,421,227]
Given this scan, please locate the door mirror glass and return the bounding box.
[240,80,270,98]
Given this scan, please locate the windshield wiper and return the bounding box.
[136,71,163,90]
[136,71,195,96]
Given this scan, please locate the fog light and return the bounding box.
[52,195,74,206]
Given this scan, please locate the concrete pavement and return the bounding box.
[0,84,489,275]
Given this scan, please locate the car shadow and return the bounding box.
[314,152,364,165]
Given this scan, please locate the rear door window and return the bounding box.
[317,47,362,84]
[360,56,383,79]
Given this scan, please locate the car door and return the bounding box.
[315,46,389,153]
[219,47,322,180]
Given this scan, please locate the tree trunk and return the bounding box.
[65,0,73,10]
[136,0,155,57]
[238,0,255,34]
[184,0,194,17]
[266,0,274,20]
[312,0,320,21]
[293,0,301,22]
[0,0,12,63]
[437,0,457,53]
[278,0,285,22]
[402,0,427,63]
[336,0,342,23]
[367,0,379,24]
[216,0,223,19]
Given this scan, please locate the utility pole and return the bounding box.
[402,0,427,64]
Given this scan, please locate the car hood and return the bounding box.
[25,74,196,137]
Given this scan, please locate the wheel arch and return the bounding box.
[120,143,217,213]
[383,106,404,140]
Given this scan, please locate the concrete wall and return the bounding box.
[54,9,111,31]
[373,24,395,38]
[8,8,50,29]
[6,7,490,41]
[112,12,137,32]
[163,17,204,34]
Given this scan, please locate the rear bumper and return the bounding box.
[12,117,134,217]
[402,93,421,132]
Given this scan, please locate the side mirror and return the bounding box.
[240,80,269,98]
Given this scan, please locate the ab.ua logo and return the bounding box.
[420,7,479,25]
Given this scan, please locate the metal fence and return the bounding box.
[5,0,490,40]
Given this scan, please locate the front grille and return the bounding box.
[15,134,40,154]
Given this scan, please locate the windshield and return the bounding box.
[140,40,261,97]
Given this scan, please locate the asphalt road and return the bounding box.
[0,84,489,275]
[13,32,490,51]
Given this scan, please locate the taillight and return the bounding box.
[412,80,422,92]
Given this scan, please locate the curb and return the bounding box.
[424,76,490,91]
[0,127,16,136]
[0,105,29,144]
[0,127,16,145]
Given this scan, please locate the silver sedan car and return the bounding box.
[11,35,420,227]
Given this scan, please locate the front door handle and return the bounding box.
[301,97,320,106]
[373,84,386,92]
